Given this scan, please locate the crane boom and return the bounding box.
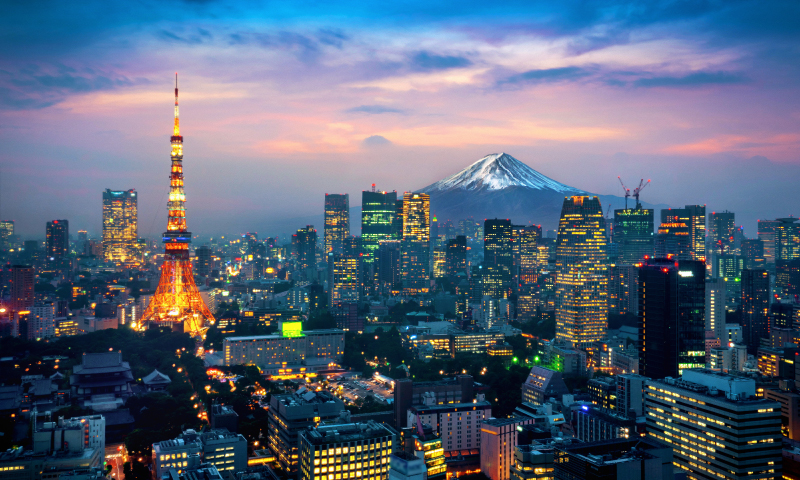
[633,179,651,208]
[617,176,631,210]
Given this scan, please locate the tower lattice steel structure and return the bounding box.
[140,74,214,337]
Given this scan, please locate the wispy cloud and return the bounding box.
[410,51,472,71]
[633,71,748,88]
[346,105,406,114]
[497,67,591,87]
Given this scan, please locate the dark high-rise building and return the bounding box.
[661,206,706,261]
[400,193,430,293]
[770,303,795,330]
[102,188,138,264]
[776,259,800,297]
[555,196,608,348]
[740,269,770,351]
[613,207,654,264]
[195,245,213,277]
[8,265,34,313]
[362,189,397,291]
[708,211,735,255]
[46,220,69,258]
[775,217,800,262]
[292,226,317,277]
[656,218,690,260]
[483,219,513,298]
[393,199,404,240]
[324,193,350,255]
[758,219,778,264]
[637,258,706,379]
[377,239,401,294]
[445,236,467,279]
[608,264,637,315]
[741,238,765,269]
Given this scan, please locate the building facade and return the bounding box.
[554,196,608,348]
[102,189,138,264]
[324,193,350,255]
[645,369,782,480]
[298,420,397,480]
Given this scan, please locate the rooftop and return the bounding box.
[303,420,394,446]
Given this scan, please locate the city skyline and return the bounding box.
[2,1,800,238]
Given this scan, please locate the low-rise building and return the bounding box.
[267,388,346,474]
[223,327,345,379]
[200,429,247,473]
[521,367,568,405]
[574,406,636,442]
[69,352,133,409]
[388,451,427,480]
[298,420,397,480]
[406,398,491,453]
[152,431,203,479]
[480,417,533,480]
[553,437,673,480]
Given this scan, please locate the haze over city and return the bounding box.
[2,1,800,237]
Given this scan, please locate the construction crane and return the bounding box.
[617,177,631,210]
[632,179,651,208]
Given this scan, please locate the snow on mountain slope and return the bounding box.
[422,153,586,194]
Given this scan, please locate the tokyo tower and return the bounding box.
[140,74,215,337]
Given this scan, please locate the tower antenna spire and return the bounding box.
[173,72,180,136]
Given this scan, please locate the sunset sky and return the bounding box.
[2,1,799,238]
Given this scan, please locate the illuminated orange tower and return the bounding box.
[140,74,214,337]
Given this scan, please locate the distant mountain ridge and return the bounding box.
[417,152,665,230]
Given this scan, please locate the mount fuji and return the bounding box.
[418,153,665,229]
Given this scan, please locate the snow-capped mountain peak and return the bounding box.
[422,153,585,194]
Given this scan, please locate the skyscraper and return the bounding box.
[758,219,778,264]
[637,258,706,379]
[46,220,69,258]
[445,236,467,279]
[613,207,654,264]
[483,219,513,299]
[195,245,213,277]
[661,205,706,261]
[102,188,138,264]
[708,210,735,255]
[513,224,541,286]
[324,194,350,255]
[655,218,690,260]
[554,196,608,348]
[362,188,397,291]
[705,278,726,341]
[400,192,430,293]
[775,217,800,262]
[740,268,770,352]
[608,264,637,316]
[8,265,34,313]
[740,238,765,269]
[377,239,401,294]
[139,75,215,337]
[0,220,13,252]
[328,236,360,305]
[293,226,317,278]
